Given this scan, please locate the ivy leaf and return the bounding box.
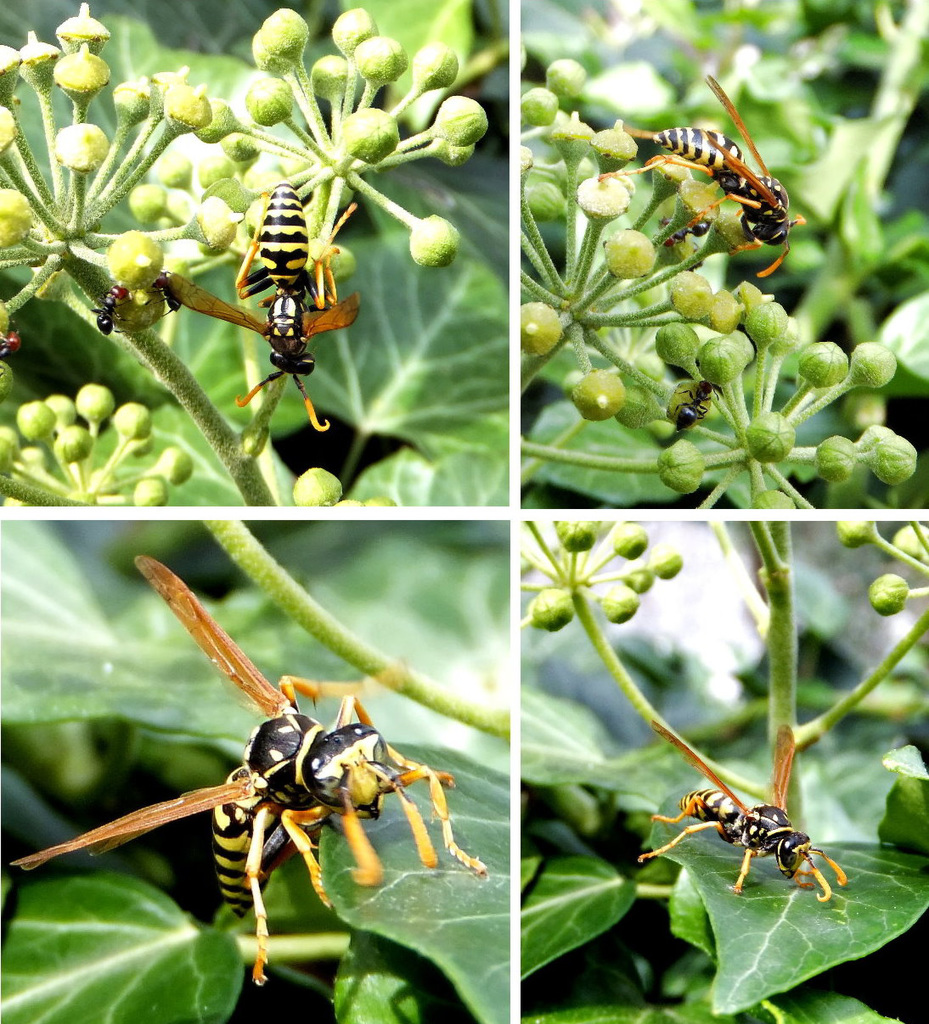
[521,856,635,978]
[0,874,241,1024]
[323,750,508,1024]
[645,811,929,1015]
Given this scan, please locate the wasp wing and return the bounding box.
[771,724,796,810]
[163,273,267,336]
[301,292,360,339]
[11,776,255,869]
[705,75,779,205]
[135,556,291,719]
[651,721,750,814]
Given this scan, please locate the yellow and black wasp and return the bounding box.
[11,557,487,985]
[638,721,847,901]
[667,379,718,430]
[625,76,804,277]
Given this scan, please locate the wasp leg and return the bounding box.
[338,791,384,886]
[245,805,276,985]
[291,374,330,432]
[279,807,334,906]
[278,675,364,706]
[236,370,284,409]
[236,191,272,300]
[638,819,727,862]
[309,202,357,309]
[601,154,720,184]
[732,847,755,893]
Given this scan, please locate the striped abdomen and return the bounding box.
[240,182,310,297]
[682,788,742,827]
[212,767,264,916]
[654,128,743,172]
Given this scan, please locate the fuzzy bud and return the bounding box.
[555,521,599,552]
[698,332,753,385]
[252,8,309,72]
[657,439,704,493]
[522,87,558,127]
[75,383,115,424]
[128,184,168,224]
[648,543,683,579]
[312,55,349,102]
[611,522,647,559]
[746,411,795,463]
[197,196,240,251]
[54,123,109,172]
[546,59,585,97]
[744,302,789,351]
[19,32,61,92]
[670,271,713,320]
[435,96,488,146]
[0,189,33,248]
[164,83,212,130]
[113,402,152,440]
[54,424,93,464]
[343,108,399,163]
[604,229,654,278]
[412,41,458,92]
[107,231,163,289]
[354,36,408,85]
[134,477,168,506]
[602,585,639,624]
[17,400,56,441]
[799,342,849,388]
[409,216,459,267]
[332,9,378,58]
[847,342,896,388]
[245,77,293,126]
[753,489,795,509]
[655,324,700,370]
[521,303,563,355]
[708,291,742,334]
[53,44,109,99]
[294,467,343,506]
[529,588,574,631]
[576,175,630,220]
[571,369,626,420]
[837,521,877,548]
[869,574,909,616]
[113,80,151,126]
[815,435,857,482]
[56,5,110,54]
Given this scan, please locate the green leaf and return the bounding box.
[521,856,635,978]
[878,776,929,855]
[352,447,508,506]
[522,1005,728,1024]
[644,811,929,1015]
[882,744,929,778]
[323,750,508,1024]
[0,874,241,1024]
[770,988,902,1023]
[877,291,929,383]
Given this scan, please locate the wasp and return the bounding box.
[638,721,848,902]
[161,272,359,431]
[667,379,718,430]
[0,328,21,359]
[625,76,804,277]
[236,181,356,311]
[11,557,486,984]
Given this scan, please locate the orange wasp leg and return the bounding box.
[637,819,728,863]
[279,806,334,906]
[310,202,357,309]
[235,191,272,300]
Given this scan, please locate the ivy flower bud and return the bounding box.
[733,281,766,311]
[753,489,794,509]
[45,394,76,427]
[550,114,594,165]
[861,429,916,485]
[312,55,349,103]
[546,58,585,97]
[892,526,924,561]
[164,83,212,131]
[848,342,896,388]
[746,411,795,462]
[409,215,459,267]
[815,435,857,482]
[799,342,849,388]
[837,521,877,548]
[332,8,378,58]
[156,151,192,189]
[54,424,93,464]
[19,32,60,91]
[571,368,626,420]
[529,588,574,631]
[520,146,533,177]
[555,521,598,552]
[591,128,637,174]
[0,189,33,248]
[107,231,163,288]
[355,36,408,85]
[134,477,168,506]
[604,229,654,278]
[153,446,193,486]
[195,99,238,143]
[197,154,236,189]
[412,42,458,92]
[0,361,13,404]
[0,49,21,108]
[246,77,293,126]
[623,568,654,594]
[655,324,700,369]
[221,132,260,164]
[53,45,109,99]
[75,383,115,424]
[670,271,713,320]
[17,400,56,441]
[611,522,647,559]
[435,96,488,146]
[708,291,742,334]
[648,543,684,579]
[129,184,168,224]
[522,87,558,127]
[698,332,753,385]
[343,108,399,163]
[526,182,565,222]
[602,584,639,624]
[576,176,630,220]
[252,8,308,73]
[293,467,343,506]
[614,385,660,429]
[744,302,789,351]
[54,123,108,172]
[869,574,909,616]
[113,402,152,440]
[435,141,474,167]
[521,303,563,355]
[113,79,151,126]
[657,439,704,493]
[197,196,240,251]
[56,4,110,54]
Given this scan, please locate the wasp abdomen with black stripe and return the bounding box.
[238,182,311,299]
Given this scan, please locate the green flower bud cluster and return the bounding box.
[523,522,684,631]
[2,384,191,505]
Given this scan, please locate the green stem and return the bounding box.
[204,521,510,739]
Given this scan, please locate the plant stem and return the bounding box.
[205,521,509,739]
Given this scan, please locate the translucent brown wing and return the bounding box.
[164,273,267,336]
[301,291,360,339]
[651,721,750,814]
[771,724,796,810]
[705,75,779,208]
[11,776,255,869]
[135,556,291,719]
